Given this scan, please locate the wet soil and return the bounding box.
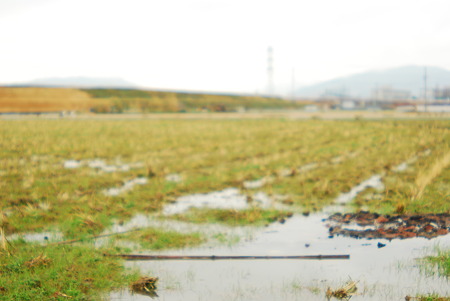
[327,211,450,240]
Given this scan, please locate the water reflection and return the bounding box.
[110,214,450,300]
[162,188,273,215]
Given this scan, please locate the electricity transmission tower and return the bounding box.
[267,46,274,96]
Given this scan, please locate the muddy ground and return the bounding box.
[327,211,450,240]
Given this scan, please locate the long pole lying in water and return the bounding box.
[106,254,350,260]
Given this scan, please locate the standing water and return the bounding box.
[109,212,450,300]
[110,170,448,300]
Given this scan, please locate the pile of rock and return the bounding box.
[326,211,450,240]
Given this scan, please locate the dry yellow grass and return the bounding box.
[0,227,11,256]
[326,280,358,300]
[0,87,94,112]
[413,151,450,201]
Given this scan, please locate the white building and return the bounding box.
[371,86,411,101]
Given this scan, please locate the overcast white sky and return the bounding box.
[1,0,450,94]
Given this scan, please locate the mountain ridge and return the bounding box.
[296,65,450,98]
[8,76,137,89]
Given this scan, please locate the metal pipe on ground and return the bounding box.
[105,254,350,260]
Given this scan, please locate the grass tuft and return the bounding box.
[413,152,450,201]
[130,276,158,297]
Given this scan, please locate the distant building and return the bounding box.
[321,88,349,99]
[395,105,416,112]
[416,104,450,113]
[304,105,320,112]
[341,100,357,110]
[371,86,411,101]
[433,87,450,100]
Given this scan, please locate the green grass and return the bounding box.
[407,295,450,301]
[425,250,450,277]
[0,244,138,301]
[117,228,204,250]
[170,208,292,226]
[411,248,450,301]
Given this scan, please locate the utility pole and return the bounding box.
[291,68,296,102]
[424,66,428,112]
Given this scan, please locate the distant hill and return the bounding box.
[297,66,450,98]
[15,76,137,89]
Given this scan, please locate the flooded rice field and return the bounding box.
[107,176,450,301]
[109,212,450,301]
[27,163,447,300]
[107,161,448,300]
[11,151,449,300]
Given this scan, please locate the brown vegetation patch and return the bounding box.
[51,291,72,299]
[0,87,93,112]
[130,276,158,297]
[24,254,52,269]
[326,280,358,300]
[326,211,450,240]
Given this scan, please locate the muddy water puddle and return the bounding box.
[162,188,274,215]
[8,231,64,243]
[64,159,144,173]
[335,175,384,205]
[393,149,432,173]
[110,213,450,301]
[104,177,148,197]
[96,214,256,249]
